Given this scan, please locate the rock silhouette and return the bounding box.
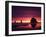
[31,18,37,29]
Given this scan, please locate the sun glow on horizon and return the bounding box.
[12,20,41,23]
[16,20,21,23]
[22,20,30,23]
[12,17,41,23]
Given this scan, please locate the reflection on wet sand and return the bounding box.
[12,22,41,31]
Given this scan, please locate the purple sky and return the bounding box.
[12,6,41,17]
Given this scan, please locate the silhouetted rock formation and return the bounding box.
[31,18,37,29]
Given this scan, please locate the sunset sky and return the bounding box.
[12,6,41,23]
